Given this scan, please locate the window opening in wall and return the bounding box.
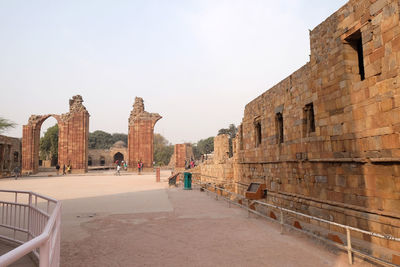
[13,152,19,163]
[346,30,365,81]
[255,121,262,147]
[100,156,105,166]
[276,113,284,144]
[304,103,315,136]
[88,156,92,166]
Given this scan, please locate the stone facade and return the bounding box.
[0,135,21,177]
[169,143,194,170]
[197,0,400,260]
[195,135,234,188]
[22,95,89,174]
[128,97,161,171]
[88,141,128,167]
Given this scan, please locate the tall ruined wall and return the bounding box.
[128,97,161,171]
[230,0,400,255]
[170,143,194,170]
[22,95,89,174]
[197,134,234,188]
[0,135,21,177]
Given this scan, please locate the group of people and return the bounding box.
[184,158,196,170]
[115,160,128,175]
[137,161,143,174]
[55,164,71,175]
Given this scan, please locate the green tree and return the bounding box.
[153,133,174,166]
[89,130,114,149]
[0,117,16,133]
[111,133,128,145]
[40,124,59,164]
[194,136,214,158]
[218,124,238,139]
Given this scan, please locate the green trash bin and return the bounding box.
[184,172,192,190]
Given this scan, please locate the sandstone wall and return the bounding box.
[197,0,400,257]
[0,135,21,177]
[128,97,161,171]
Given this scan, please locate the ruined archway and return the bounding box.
[22,95,89,174]
[113,152,124,163]
[128,97,161,171]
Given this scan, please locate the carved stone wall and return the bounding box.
[170,144,194,170]
[197,0,400,259]
[22,95,89,174]
[0,135,21,177]
[128,97,161,171]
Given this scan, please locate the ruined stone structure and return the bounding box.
[22,95,89,174]
[169,143,194,170]
[88,141,128,167]
[128,97,161,171]
[197,0,400,262]
[196,135,234,187]
[0,135,21,177]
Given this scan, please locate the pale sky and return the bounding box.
[0,0,348,144]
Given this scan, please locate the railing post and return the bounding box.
[39,238,50,267]
[27,193,32,240]
[280,208,284,234]
[346,227,353,265]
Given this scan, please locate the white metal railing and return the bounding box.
[0,190,61,267]
[187,175,400,267]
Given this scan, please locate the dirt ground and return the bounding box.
[0,171,373,267]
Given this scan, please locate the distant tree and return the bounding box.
[218,124,238,139]
[153,133,174,166]
[0,117,16,133]
[195,137,214,157]
[218,124,238,157]
[192,145,201,160]
[89,131,128,149]
[111,133,128,145]
[40,124,59,164]
[89,130,113,149]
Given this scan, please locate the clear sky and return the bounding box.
[0,0,348,144]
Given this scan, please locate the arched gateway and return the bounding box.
[22,95,160,174]
[22,95,89,174]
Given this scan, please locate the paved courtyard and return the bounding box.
[0,171,371,266]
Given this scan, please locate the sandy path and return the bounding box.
[0,171,371,266]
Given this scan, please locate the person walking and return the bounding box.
[116,164,121,176]
[13,166,20,180]
[62,164,66,175]
[56,164,60,175]
[137,161,141,174]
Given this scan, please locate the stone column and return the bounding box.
[128,97,161,172]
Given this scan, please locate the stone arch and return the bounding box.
[113,152,124,163]
[22,95,89,174]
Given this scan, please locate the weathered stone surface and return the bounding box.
[127,97,161,171]
[22,95,89,174]
[0,135,21,177]
[197,0,400,254]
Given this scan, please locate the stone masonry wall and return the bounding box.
[128,97,161,171]
[0,135,21,177]
[232,0,400,255]
[22,95,89,174]
[195,0,400,258]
